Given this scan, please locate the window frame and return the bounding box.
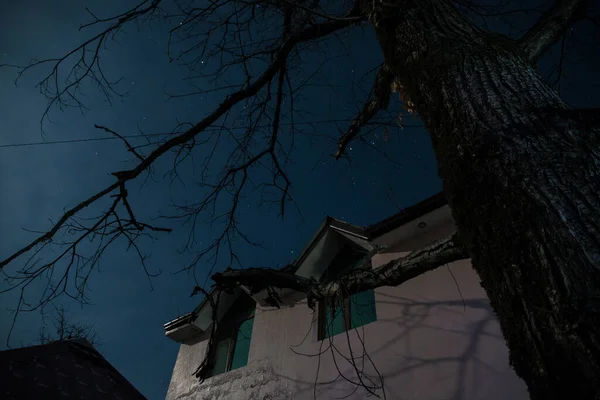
[208,296,255,377]
[317,244,377,341]
[317,295,351,340]
[220,314,254,373]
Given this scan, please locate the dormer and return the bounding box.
[293,217,375,281]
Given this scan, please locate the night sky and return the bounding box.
[0,1,597,399]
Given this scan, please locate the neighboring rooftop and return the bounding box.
[0,339,146,400]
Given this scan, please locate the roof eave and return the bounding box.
[366,191,447,240]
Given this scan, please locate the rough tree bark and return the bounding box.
[214,233,469,307]
[368,0,600,398]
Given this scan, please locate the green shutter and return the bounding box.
[350,289,377,329]
[210,339,230,376]
[349,253,376,329]
[321,249,375,339]
[230,316,254,371]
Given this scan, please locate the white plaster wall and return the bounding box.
[166,226,529,400]
[166,334,208,399]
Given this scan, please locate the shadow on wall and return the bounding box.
[168,292,528,400]
[283,293,525,400]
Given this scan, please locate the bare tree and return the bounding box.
[38,305,99,347]
[1,0,600,399]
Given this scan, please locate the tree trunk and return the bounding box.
[372,1,600,398]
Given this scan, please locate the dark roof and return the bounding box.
[325,191,447,241]
[363,191,447,239]
[0,339,147,400]
[291,191,446,273]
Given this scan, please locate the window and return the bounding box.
[318,245,377,340]
[318,289,377,340]
[208,295,255,377]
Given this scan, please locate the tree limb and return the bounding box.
[212,233,469,308]
[269,0,363,22]
[0,14,361,272]
[0,182,120,269]
[333,62,394,160]
[95,124,145,161]
[518,0,591,62]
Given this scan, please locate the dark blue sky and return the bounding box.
[0,1,597,398]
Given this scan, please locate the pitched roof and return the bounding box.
[294,191,447,266]
[363,191,447,239]
[0,339,146,400]
[324,191,448,240]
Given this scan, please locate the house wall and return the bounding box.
[166,225,529,400]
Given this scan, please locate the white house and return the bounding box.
[164,192,529,399]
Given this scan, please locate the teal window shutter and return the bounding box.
[319,247,378,340]
[322,291,376,339]
[350,289,377,329]
[348,251,376,329]
[230,316,254,371]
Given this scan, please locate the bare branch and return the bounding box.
[272,0,363,22]
[39,305,99,347]
[0,0,163,132]
[322,233,468,299]
[333,62,394,159]
[518,0,591,62]
[0,183,120,269]
[212,233,469,306]
[0,13,361,273]
[94,124,145,161]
